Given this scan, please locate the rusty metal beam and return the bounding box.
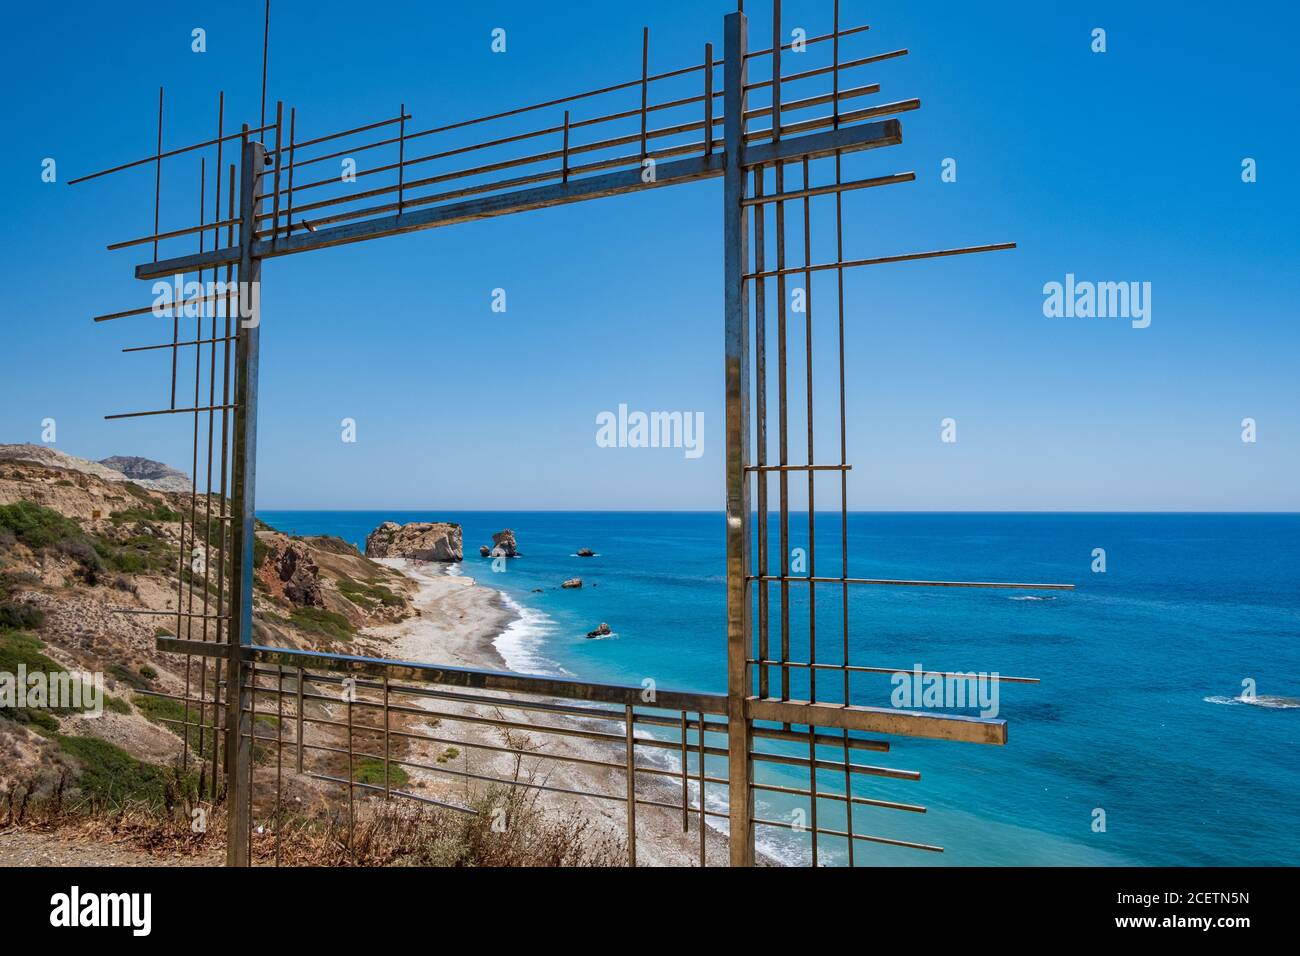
[722,9,755,869]
[223,135,264,868]
[747,697,1008,745]
[244,644,728,715]
[133,118,902,282]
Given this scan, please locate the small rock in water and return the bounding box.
[479,545,491,557]
[586,622,612,639]
[531,588,544,593]
[576,548,595,557]
[561,578,582,589]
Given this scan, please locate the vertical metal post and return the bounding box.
[561,110,571,184]
[295,666,304,774]
[224,134,265,868]
[722,10,754,868]
[639,27,650,159]
[703,43,714,156]
[624,704,637,867]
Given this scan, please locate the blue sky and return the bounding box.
[2,1,1296,510]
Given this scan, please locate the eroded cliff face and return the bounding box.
[364,521,464,562]
[0,454,417,800]
[255,535,325,608]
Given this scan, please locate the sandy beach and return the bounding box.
[360,559,732,866]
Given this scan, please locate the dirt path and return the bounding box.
[0,831,220,867]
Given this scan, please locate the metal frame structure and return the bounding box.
[74,1,1071,867]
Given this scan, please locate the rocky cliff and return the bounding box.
[0,453,417,800]
[97,455,191,491]
[0,444,191,493]
[364,521,464,562]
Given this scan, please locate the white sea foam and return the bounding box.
[1008,595,1056,602]
[493,593,570,676]
[630,723,808,866]
[1204,693,1300,710]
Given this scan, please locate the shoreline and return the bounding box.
[367,558,516,673]
[362,557,734,866]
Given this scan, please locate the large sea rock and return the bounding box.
[365,521,463,562]
[488,529,520,557]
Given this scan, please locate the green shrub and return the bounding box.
[93,534,174,575]
[135,693,212,754]
[337,576,403,610]
[288,606,355,642]
[0,502,106,580]
[109,502,182,524]
[0,629,114,728]
[109,662,152,691]
[0,600,44,631]
[0,501,84,550]
[55,734,185,809]
[301,535,362,557]
[353,757,410,789]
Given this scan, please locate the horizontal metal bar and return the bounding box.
[107,217,240,252]
[753,725,888,753]
[279,112,410,155]
[308,773,477,814]
[745,464,852,472]
[67,121,276,186]
[752,815,943,853]
[124,334,237,354]
[752,781,924,814]
[117,608,226,620]
[94,290,236,323]
[157,637,230,656]
[744,116,903,168]
[744,22,871,62]
[746,241,1017,280]
[748,659,1040,684]
[751,749,920,781]
[134,119,903,280]
[747,574,1073,590]
[747,697,1008,745]
[246,644,727,714]
[264,81,878,211]
[106,403,236,421]
[747,48,909,93]
[741,171,913,206]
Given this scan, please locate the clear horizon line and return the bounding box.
[256,507,1300,516]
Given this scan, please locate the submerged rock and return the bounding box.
[561,578,582,589]
[586,622,612,639]
[364,521,463,562]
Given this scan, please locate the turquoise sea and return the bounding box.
[260,510,1300,866]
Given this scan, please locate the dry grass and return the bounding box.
[1,771,625,867]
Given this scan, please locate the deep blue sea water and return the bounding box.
[260,510,1300,866]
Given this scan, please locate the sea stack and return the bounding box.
[486,529,521,558]
[364,521,463,562]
